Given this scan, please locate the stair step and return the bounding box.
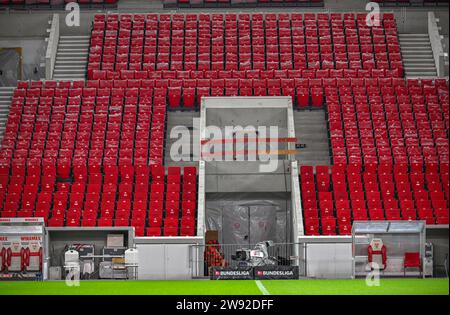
[405,65,438,69]
[405,68,437,72]
[59,39,90,42]
[59,38,90,41]
[400,46,431,50]
[55,62,87,66]
[402,51,434,55]
[55,62,86,66]
[399,38,430,42]
[55,59,87,63]
[58,43,90,47]
[56,51,89,55]
[399,43,432,48]
[57,46,89,50]
[405,72,437,76]
[53,67,85,72]
[403,58,435,62]
[398,34,428,37]
[405,64,436,67]
[53,75,85,79]
[56,56,88,60]
[53,78,86,81]
[399,37,430,40]
[57,44,89,47]
[57,50,89,54]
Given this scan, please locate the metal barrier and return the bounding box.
[45,13,59,80]
[189,242,300,278]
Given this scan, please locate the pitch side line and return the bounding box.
[255,280,270,295]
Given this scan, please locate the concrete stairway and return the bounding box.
[0,87,14,145]
[164,109,332,167]
[399,33,437,77]
[53,35,89,81]
[294,110,331,166]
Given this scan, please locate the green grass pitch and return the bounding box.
[0,279,448,295]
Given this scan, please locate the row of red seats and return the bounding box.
[328,79,449,166]
[300,164,449,235]
[0,166,198,237]
[86,75,431,88]
[82,74,408,109]
[91,12,397,26]
[0,82,167,169]
[164,0,323,7]
[0,0,117,5]
[89,69,402,81]
[88,13,401,74]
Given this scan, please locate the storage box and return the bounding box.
[107,234,124,247]
[112,257,125,264]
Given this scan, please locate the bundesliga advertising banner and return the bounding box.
[210,266,299,280]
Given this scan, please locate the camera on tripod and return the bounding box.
[231,249,251,262]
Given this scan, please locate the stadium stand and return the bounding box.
[85,75,405,109]
[327,78,449,166]
[301,162,449,235]
[0,79,198,236]
[0,11,448,240]
[87,13,402,78]
[300,84,450,235]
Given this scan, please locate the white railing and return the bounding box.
[196,160,206,238]
[45,14,59,80]
[428,11,447,77]
[290,161,304,238]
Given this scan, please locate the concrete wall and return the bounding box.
[298,229,449,279]
[0,13,50,83]
[0,12,51,37]
[305,243,353,279]
[58,11,94,36]
[1,3,448,37]
[0,38,46,83]
[134,237,203,280]
[135,243,193,280]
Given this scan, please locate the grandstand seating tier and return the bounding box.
[87,12,403,79]
[0,12,448,238]
[300,79,449,235]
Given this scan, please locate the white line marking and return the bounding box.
[255,280,270,295]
